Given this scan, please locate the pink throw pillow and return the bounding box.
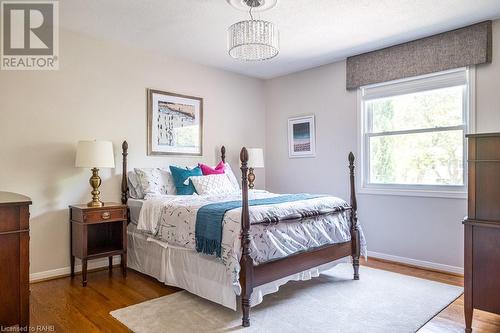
[199,161,225,175]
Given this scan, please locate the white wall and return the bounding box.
[264,20,500,272]
[0,29,266,276]
[3,21,499,278]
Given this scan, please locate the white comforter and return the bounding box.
[137,190,366,292]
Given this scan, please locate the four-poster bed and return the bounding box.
[120,141,361,327]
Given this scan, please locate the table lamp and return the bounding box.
[247,148,264,189]
[75,140,115,207]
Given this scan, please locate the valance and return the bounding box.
[346,21,492,90]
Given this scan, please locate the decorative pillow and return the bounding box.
[169,165,202,195]
[134,168,176,197]
[160,169,177,195]
[127,171,144,199]
[190,174,237,196]
[199,161,225,175]
[224,162,240,190]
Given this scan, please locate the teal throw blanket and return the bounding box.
[195,194,323,257]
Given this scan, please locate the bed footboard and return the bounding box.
[349,152,361,280]
[238,147,360,327]
[239,148,253,327]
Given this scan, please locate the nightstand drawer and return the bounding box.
[71,207,127,224]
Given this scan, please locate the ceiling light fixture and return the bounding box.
[227,0,279,61]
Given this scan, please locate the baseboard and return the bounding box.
[368,251,464,275]
[30,257,121,283]
[30,252,463,282]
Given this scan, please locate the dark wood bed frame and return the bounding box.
[120,141,360,327]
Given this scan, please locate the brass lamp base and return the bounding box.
[87,168,104,207]
[87,200,104,207]
[248,167,255,189]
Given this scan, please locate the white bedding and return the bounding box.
[127,222,349,309]
[137,190,367,294]
[128,198,144,225]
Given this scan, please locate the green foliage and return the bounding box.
[369,100,395,183]
[368,86,464,186]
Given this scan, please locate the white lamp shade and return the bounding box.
[75,140,115,168]
[247,148,264,168]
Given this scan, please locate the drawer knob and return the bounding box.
[101,212,111,220]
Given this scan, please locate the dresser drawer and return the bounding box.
[72,207,127,224]
[474,163,500,221]
[0,193,31,328]
[0,205,29,233]
[0,233,21,326]
[472,225,500,315]
[475,136,500,160]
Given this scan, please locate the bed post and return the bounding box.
[121,141,129,205]
[349,152,360,280]
[221,146,226,163]
[240,147,253,327]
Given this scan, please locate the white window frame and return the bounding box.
[358,67,475,199]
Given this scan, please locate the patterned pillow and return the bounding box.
[160,169,177,195]
[127,171,144,199]
[190,174,237,196]
[134,168,176,197]
[224,162,240,191]
[169,165,203,195]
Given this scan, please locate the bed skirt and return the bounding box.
[127,224,348,310]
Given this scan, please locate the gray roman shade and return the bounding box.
[346,21,492,90]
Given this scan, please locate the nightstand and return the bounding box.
[69,202,127,286]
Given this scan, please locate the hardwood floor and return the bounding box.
[30,268,178,332]
[25,259,500,332]
[363,259,500,333]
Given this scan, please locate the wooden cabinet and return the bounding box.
[0,192,31,330]
[464,133,500,332]
[69,203,127,286]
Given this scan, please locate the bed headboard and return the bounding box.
[121,141,128,204]
[120,141,227,204]
[221,146,226,163]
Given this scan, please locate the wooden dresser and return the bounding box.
[464,133,500,332]
[0,192,32,330]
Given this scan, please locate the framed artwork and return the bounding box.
[147,89,203,156]
[288,115,316,158]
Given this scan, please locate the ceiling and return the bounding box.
[60,0,500,79]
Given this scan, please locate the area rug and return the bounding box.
[110,263,462,333]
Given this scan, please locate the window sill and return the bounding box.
[358,187,467,199]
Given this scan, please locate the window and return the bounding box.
[359,68,473,197]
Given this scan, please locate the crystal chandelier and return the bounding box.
[227,0,279,61]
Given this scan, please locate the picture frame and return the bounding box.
[147,89,203,156]
[288,115,316,158]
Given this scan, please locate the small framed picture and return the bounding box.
[288,115,316,158]
[147,89,203,156]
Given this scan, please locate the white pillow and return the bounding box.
[134,168,177,196]
[127,171,144,199]
[224,162,240,191]
[161,169,177,195]
[190,174,237,196]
